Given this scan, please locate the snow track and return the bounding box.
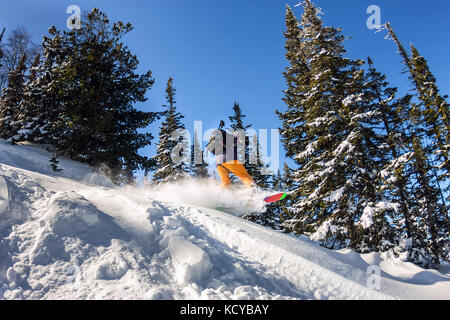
[0,176,9,216]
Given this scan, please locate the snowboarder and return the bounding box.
[206,121,256,189]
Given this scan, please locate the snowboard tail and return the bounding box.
[214,192,287,214]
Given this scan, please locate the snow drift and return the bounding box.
[0,139,449,300]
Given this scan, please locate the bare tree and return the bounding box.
[0,26,41,89]
[0,28,5,68]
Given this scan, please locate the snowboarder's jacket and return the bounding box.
[206,129,255,188]
[206,129,238,165]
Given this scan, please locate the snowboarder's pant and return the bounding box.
[217,160,255,188]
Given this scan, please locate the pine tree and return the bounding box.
[278,163,299,233]
[278,1,396,252]
[49,152,62,172]
[15,33,64,146]
[263,169,285,229]
[409,136,446,264]
[153,77,189,184]
[228,102,269,188]
[229,101,251,132]
[191,131,210,178]
[27,53,40,82]
[277,5,309,161]
[364,57,418,253]
[281,162,294,190]
[0,53,27,142]
[229,102,250,167]
[13,53,41,140]
[142,172,151,189]
[386,24,448,192]
[244,167,278,228]
[385,23,448,265]
[279,0,355,242]
[17,10,159,184]
[243,136,272,225]
[248,134,270,189]
[409,45,449,201]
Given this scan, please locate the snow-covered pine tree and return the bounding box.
[18,10,159,184]
[15,32,63,146]
[364,57,419,255]
[13,53,41,141]
[27,53,40,82]
[386,26,449,179]
[281,162,294,189]
[262,169,284,229]
[229,102,250,168]
[409,46,450,262]
[0,53,27,142]
[271,169,283,191]
[190,131,210,179]
[153,77,189,184]
[277,5,308,162]
[276,4,312,235]
[408,135,446,265]
[385,23,448,265]
[277,4,303,230]
[243,135,272,225]
[385,24,448,192]
[248,134,270,189]
[409,45,449,200]
[228,102,269,188]
[66,10,157,184]
[278,0,396,252]
[278,162,300,233]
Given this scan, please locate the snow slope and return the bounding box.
[0,139,449,300]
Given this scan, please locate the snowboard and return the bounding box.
[215,206,239,214]
[264,192,287,204]
[215,192,287,214]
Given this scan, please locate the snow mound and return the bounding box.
[0,140,449,300]
[0,173,29,230]
[0,176,9,216]
[169,236,213,285]
[41,192,129,247]
[87,240,134,281]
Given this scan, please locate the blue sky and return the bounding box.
[1,0,449,176]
